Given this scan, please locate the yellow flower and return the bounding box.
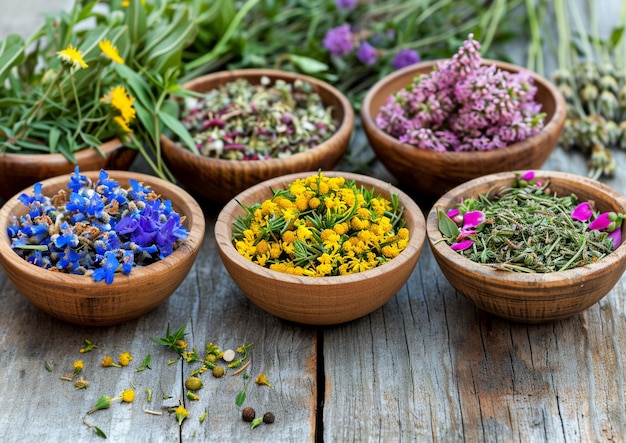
[121,389,135,403]
[119,351,133,367]
[175,405,189,426]
[101,86,136,124]
[98,39,124,64]
[57,44,88,69]
[101,355,121,368]
[73,360,84,374]
[255,372,272,387]
[113,116,133,133]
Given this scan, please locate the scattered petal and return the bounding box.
[451,239,474,251]
[462,211,485,230]
[571,202,593,222]
[589,212,612,230]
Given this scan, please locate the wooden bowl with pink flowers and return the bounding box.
[361,35,567,199]
[426,170,626,323]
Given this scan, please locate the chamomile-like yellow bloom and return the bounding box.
[99,39,124,64]
[73,360,84,374]
[232,172,409,276]
[121,389,135,403]
[113,116,132,133]
[119,351,133,367]
[57,44,88,69]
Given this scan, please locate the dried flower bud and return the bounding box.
[212,366,225,378]
[185,376,203,391]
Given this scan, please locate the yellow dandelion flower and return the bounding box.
[101,355,121,368]
[98,39,124,64]
[73,360,84,374]
[113,116,133,133]
[101,86,136,124]
[119,351,133,367]
[57,44,88,69]
[175,405,189,426]
[121,389,135,403]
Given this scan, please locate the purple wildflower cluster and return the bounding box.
[376,34,546,152]
[7,168,188,284]
[322,18,420,69]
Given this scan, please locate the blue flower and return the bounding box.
[68,166,88,193]
[92,251,120,284]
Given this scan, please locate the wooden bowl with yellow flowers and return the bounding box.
[161,69,354,205]
[215,171,426,325]
[426,170,626,323]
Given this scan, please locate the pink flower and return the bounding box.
[609,228,622,250]
[462,211,485,230]
[451,239,474,251]
[589,212,613,230]
[571,202,593,222]
[446,208,460,218]
[520,171,534,181]
[456,230,476,240]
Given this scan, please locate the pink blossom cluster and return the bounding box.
[375,34,546,152]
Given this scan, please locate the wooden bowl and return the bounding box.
[0,139,137,200]
[161,69,354,205]
[361,60,567,199]
[0,170,205,326]
[215,171,426,325]
[426,171,626,323]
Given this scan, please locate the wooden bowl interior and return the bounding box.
[361,60,567,197]
[426,171,626,322]
[0,170,206,326]
[161,69,355,205]
[215,171,426,325]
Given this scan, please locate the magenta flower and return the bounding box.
[451,239,474,251]
[357,42,378,65]
[323,24,354,57]
[447,208,460,218]
[462,211,485,229]
[589,212,613,230]
[609,228,622,250]
[520,171,535,181]
[392,49,420,69]
[456,230,476,240]
[571,202,593,222]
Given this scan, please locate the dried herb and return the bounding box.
[151,323,187,358]
[180,77,336,160]
[438,172,623,272]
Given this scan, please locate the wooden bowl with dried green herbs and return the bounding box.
[426,170,626,323]
[215,171,426,325]
[161,69,354,205]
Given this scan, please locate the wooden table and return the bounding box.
[2,2,626,442]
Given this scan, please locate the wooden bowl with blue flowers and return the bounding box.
[0,170,205,326]
[426,170,626,323]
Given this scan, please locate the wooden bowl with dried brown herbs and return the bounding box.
[427,170,626,323]
[161,69,354,205]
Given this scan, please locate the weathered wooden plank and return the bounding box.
[0,211,317,442]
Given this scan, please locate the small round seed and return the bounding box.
[263,412,275,424]
[242,407,256,422]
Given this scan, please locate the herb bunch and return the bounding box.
[232,171,409,276]
[0,0,199,180]
[437,171,623,272]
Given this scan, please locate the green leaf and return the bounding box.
[81,133,104,149]
[93,426,107,439]
[235,390,246,407]
[136,354,152,372]
[158,109,196,152]
[437,209,460,239]
[251,417,263,429]
[609,26,625,50]
[0,35,25,82]
[287,54,329,74]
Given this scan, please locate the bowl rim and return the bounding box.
[0,170,206,287]
[215,170,426,285]
[426,170,626,283]
[161,68,355,166]
[360,58,568,160]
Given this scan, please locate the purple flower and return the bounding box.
[451,239,474,251]
[323,24,354,57]
[462,211,485,229]
[357,42,378,65]
[571,202,593,222]
[520,171,535,181]
[609,228,622,250]
[392,49,420,69]
[446,208,460,218]
[589,212,613,230]
[335,0,357,9]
